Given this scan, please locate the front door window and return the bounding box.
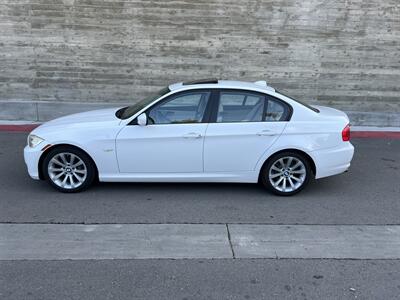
[148,92,210,124]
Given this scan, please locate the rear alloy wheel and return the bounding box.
[43,146,96,193]
[261,152,312,196]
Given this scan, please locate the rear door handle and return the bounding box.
[257,130,277,136]
[182,132,202,139]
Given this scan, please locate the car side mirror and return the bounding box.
[137,113,147,126]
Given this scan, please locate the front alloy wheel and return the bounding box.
[43,146,96,193]
[261,152,312,196]
[48,152,87,189]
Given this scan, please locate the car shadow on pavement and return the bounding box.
[93,177,322,196]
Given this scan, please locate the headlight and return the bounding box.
[28,134,44,148]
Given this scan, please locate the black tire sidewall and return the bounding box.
[42,146,96,193]
[261,151,312,196]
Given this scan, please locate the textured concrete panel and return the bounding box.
[37,101,126,121]
[0,0,398,117]
[0,224,232,260]
[2,223,400,260]
[347,111,400,127]
[229,225,400,259]
[0,101,37,121]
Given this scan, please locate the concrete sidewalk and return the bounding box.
[1,224,400,260]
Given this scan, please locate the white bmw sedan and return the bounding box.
[24,79,354,196]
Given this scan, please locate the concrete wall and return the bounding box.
[0,0,399,125]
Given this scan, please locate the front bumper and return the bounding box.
[24,145,43,180]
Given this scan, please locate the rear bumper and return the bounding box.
[24,145,42,180]
[312,142,354,179]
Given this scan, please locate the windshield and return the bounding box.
[116,87,170,119]
[276,90,320,113]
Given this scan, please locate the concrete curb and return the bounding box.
[0,124,40,132]
[352,126,400,132]
[351,131,400,139]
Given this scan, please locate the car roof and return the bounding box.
[169,79,275,93]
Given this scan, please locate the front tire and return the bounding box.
[260,151,312,196]
[42,146,96,193]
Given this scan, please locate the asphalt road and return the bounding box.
[0,132,399,225]
[1,131,400,300]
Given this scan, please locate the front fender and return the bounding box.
[34,126,122,176]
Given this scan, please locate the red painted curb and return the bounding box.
[0,124,40,132]
[0,124,400,139]
[351,131,400,139]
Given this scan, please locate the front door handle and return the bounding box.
[257,130,277,136]
[182,132,202,139]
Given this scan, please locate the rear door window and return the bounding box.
[216,91,265,123]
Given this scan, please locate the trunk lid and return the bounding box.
[312,105,350,124]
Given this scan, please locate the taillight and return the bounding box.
[342,124,350,141]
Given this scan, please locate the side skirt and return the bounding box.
[99,171,258,183]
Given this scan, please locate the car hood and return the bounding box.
[40,107,121,127]
[32,107,123,136]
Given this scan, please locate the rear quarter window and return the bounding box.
[264,95,292,122]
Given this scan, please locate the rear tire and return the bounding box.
[260,151,312,196]
[42,146,96,193]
